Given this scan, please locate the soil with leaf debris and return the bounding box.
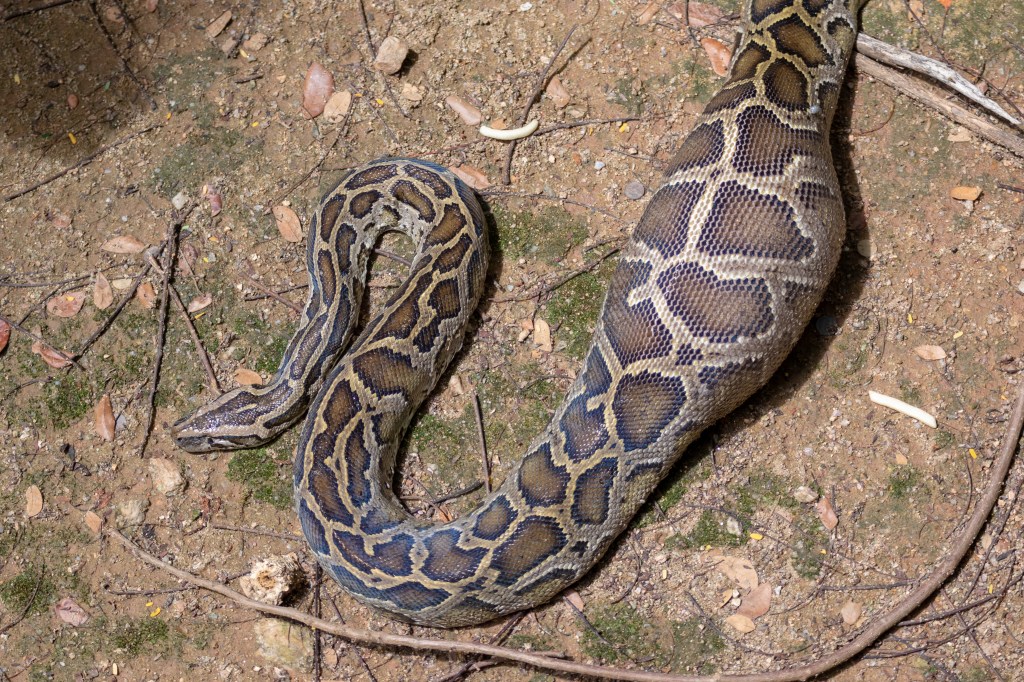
[2,1,1024,680]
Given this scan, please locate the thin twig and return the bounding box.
[87,0,157,110]
[855,54,1024,160]
[472,392,491,493]
[493,247,619,303]
[139,204,193,456]
[74,260,156,361]
[210,523,302,542]
[246,274,303,314]
[0,570,43,635]
[2,123,160,202]
[479,189,620,220]
[0,314,82,370]
[145,242,220,393]
[3,0,81,21]
[502,25,579,185]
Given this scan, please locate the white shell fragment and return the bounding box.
[479,119,539,141]
[868,390,937,428]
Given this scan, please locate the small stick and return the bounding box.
[855,54,1024,160]
[0,314,82,370]
[3,123,160,202]
[0,570,43,635]
[532,116,641,136]
[169,283,221,393]
[479,189,620,220]
[210,522,302,542]
[472,392,491,493]
[502,25,579,185]
[145,248,220,393]
[139,204,193,457]
[87,0,157,110]
[313,566,323,682]
[3,0,81,21]
[246,275,303,314]
[0,273,92,289]
[494,247,619,303]
[74,259,157,361]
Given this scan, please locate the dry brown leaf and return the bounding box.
[324,91,353,123]
[564,589,585,612]
[94,272,113,310]
[636,1,659,24]
[235,368,263,386]
[725,614,755,634]
[84,510,103,534]
[25,485,43,517]
[950,185,982,201]
[700,37,732,77]
[546,76,571,108]
[0,318,10,354]
[710,554,759,590]
[689,1,726,26]
[533,318,553,353]
[47,291,86,318]
[914,344,946,361]
[187,293,213,313]
[450,165,491,190]
[137,281,157,309]
[840,600,862,625]
[273,205,303,242]
[302,62,335,118]
[205,9,232,39]
[32,339,72,368]
[815,497,839,530]
[444,95,482,126]
[101,234,146,254]
[736,583,772,620]
[95,394,115,442]
[55,597,90,626]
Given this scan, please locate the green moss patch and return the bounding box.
[227,448,292,509]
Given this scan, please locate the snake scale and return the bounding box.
[173,0,864,627]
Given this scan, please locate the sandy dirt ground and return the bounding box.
[2,0,1024,680]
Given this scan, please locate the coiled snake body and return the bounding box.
[173,0,863,627]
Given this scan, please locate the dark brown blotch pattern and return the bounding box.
[698,180,814,261]
[658,261,774,343]
[421,529,487,583]
[518,444,570,507]
[612,371,687,451]
[491,517,566,586]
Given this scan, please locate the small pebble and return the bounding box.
[624,180,646,200]
[1017,280,1024,295]
[373,36,409,75]
[148,458,186,495]
[172,191,189,210]
[593,160,605,171]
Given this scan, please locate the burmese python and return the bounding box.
[173,0,862,627]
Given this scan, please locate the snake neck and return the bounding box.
[287,0,861,628]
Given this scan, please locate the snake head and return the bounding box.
[170,388,274,453]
